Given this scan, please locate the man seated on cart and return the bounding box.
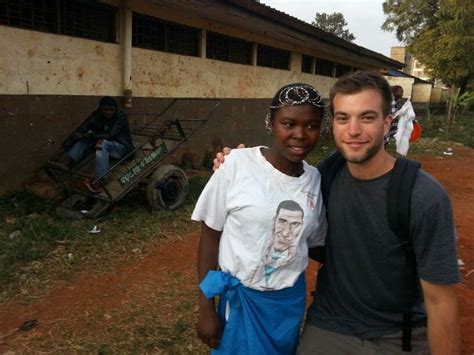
[52,96,134,194]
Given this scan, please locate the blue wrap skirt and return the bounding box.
[199,270,306,355]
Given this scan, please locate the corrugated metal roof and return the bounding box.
[386,69,432,84]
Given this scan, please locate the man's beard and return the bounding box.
[335,135,384,164]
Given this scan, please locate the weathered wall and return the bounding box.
[132,48,336,99]
[0,25,337,99]
[0,26,122,96]
[430,86,449,103]
[411,83,432,103]
[0,26,335,98]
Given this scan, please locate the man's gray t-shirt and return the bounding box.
[306,164,460,338]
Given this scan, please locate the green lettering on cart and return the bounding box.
[119,143,168,186]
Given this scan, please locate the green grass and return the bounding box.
[0,175,210,300]
[421,111,474,148]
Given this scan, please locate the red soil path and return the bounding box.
[1,147,473,353]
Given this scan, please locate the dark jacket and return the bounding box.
[63,105,135,152]
[65,108,135,153]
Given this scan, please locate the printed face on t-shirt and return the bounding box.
[272,208,303,252]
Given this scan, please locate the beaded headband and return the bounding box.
[269,85,325,109]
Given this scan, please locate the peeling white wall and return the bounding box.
[0,26,122,96]
[0,24,338,99]
[132,48,337,99]
[430,86,449,103]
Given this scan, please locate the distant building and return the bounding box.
[390,46,431,81]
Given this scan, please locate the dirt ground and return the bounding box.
[1,147,473,353]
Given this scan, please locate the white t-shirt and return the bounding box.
[192,147,327,291]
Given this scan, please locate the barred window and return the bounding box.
[0,0,117,43]
[207,32,252,65]
[302,55,313,73]
[315,58,334,77]
[132,13,200,56]
[60,1,116,42]
[257,45,290,70]
[335,64,352,77]
[167,23,200,56]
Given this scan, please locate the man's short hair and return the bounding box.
[329,70,392,117]
[276,200,304,219]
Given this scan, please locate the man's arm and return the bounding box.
[93,112,129,140]
[196,223,222,349]
[61,114,95,149]
[420,279,461,354]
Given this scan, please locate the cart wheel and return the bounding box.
[146,165,189,211]
[56,194,112,219]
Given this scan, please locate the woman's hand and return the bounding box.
[196,305,222,348]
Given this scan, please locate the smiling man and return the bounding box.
[298,71,461,354]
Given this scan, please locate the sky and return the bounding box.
[261,0,403,57]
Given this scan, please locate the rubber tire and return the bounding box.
[146,164,189,211]
[56,194,111,219]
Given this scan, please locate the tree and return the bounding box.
[382,0,439,43]
[449,88,474,123]
[312,12,356,42]
[382,0,474,122]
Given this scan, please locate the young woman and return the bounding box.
[192,83,327,354]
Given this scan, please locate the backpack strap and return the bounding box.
[317,151,346,208]
[387,157,421,352]
[315,151,346,264]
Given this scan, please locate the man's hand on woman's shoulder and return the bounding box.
[212,144,246,171]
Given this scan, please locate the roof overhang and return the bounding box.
[145,0,404,70]
[384,69,433,84]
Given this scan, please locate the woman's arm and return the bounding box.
[196,223,223,349]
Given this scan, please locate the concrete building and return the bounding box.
[0,0,402,193]
[390,46,431,81]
